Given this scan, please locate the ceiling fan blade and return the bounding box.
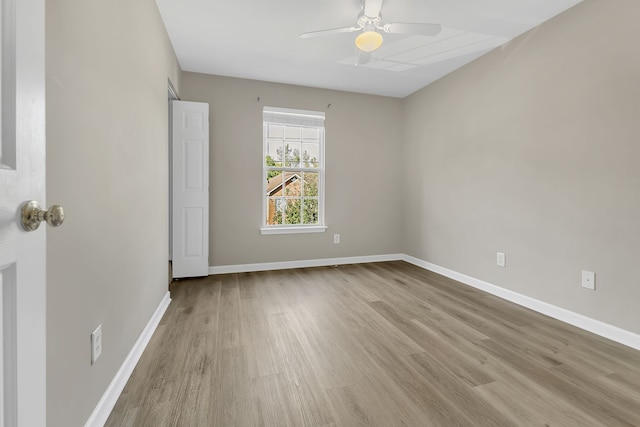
[364,0,384,18]
[383,22,442,36]
[358,52,372,65]
[300,27,360,38]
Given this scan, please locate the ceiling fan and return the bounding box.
[300,0,442,64]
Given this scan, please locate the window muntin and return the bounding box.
[262,107,325,231]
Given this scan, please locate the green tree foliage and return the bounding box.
[265,155,280,179]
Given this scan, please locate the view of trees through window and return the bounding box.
[264,117,323,227]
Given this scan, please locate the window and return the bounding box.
[261,106,326,234]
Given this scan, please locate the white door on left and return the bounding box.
[0,0,49,425]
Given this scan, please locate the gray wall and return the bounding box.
[181,73,404,267]
[45,0,181,425]
[402,0,640,334]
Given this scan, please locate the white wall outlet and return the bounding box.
[333,234,340,244]
[582,270,595,290]
[496,252,506,267]
[91,324,102,364]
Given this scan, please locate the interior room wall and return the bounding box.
[180,73,404,267]
[402,0,640,334]
[45,0,181,425]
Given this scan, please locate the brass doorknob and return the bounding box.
[21,201,65,231]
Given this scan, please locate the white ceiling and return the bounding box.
[156,0,582,98]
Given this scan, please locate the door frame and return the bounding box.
[167,81,179,274]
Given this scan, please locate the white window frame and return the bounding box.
[260,106,327,235]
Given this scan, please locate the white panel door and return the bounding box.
[171,101,209,278]
[0,0,47,425]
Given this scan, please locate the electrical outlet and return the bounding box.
[582,271,595,290]
[91,325,102,364]
[496,252,506,267]
[333,234,340,244]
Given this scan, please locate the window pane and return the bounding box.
[302,172,318,197]
[266,196,284,225]
[284,172,301,196]
[266,139,282,166]
[266,173,285,225]
[301,143,319,168]
[302,127,319,142]
[303,199,318,224]
[284,126,301,141]
[283,143,301,167]
[266,169,281,185]
[267,124,284,138]
[265,124,284,166]
[266,171,284,196]
[284,199,301,225]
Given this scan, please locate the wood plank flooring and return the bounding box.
[105,261,640,426]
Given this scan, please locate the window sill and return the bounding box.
[260,225,328,235]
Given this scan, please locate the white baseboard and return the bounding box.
[84,292,171,427]
[401,254,640,351]
[208,254,404,275]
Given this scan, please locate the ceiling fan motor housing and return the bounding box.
[357,12,382,31]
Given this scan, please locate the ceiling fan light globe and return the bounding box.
[355,31,383,52]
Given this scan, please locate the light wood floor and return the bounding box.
[106,261,640,426]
